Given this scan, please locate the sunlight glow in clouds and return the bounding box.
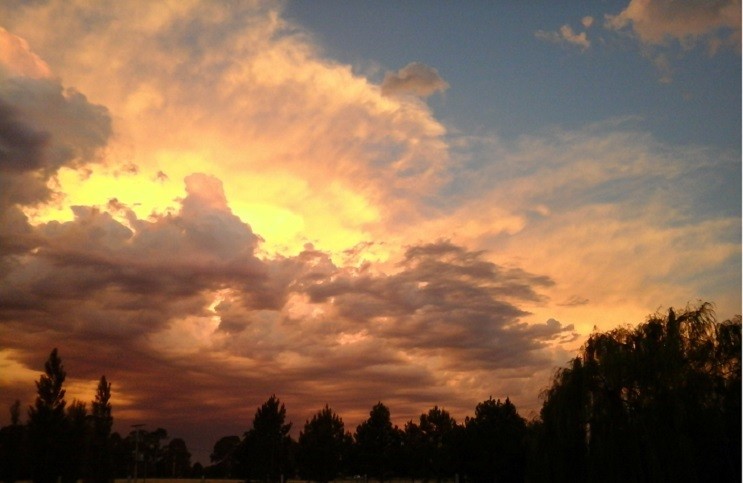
[0,0,739,463]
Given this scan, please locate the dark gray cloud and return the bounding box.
[0,73,111,257]
[1,204,571,448]
[0,77,110,178]
[0,99,49,172]
[299,240,569,372]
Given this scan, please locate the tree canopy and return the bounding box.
[238,394,293,481]
[297,405,350,482]
[354,402,402,481]
[536,303,741,481]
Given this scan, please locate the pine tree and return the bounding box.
[90,376,113,482]
[27,348,68,483]
[298,405,350,482]
[239,395,293,481]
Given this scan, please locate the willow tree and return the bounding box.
[537,303,741,482]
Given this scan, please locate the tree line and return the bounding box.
[0,303,740,482]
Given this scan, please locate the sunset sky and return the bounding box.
[0,0,740,465]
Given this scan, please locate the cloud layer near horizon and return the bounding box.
[0,0,739,463]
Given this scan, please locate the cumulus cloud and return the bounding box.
[381,62,450,98]
[0,2,452,257]
[605,0,741,52]
[535,24,591,50]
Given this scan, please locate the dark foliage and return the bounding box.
[0,349,195,481]
[463,397,527,482]
[0,401,29,482]
[89,376,113,482]
[237,394,294,481]
[402,406,460,480]
[208,434,241,477]
[27,348,69,483]
[353,402,403,482]
[297,405,352,482]
[534,303,741,482]
[159,437,191,477]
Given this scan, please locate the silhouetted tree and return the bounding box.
[463,397,527,483]
[238,395,293,481]
[9,400,20,427]
[400,419,426,479]
[89,375,113,482]
[536,303,741,482]
[297,405,351,482]
[61,400,89,482]
[405,406,459,481]
[353,402,402,482]
[191,461,205,478]
[27,348,68,483]
[159,437,191,477]
[124,427,168,478]
[143,428,168,477]
[109,432,133,478]
[209,435,241,477]
[0,400,30,482]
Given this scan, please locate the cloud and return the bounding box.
[0,0,738,466]
[0,27,51,79]
[426,123,741,335]
[535,24,591,50]
[602,0,741,82]
[605,0,741,52]
[0,43,111,256]
[1,136,573,440]
[0,76,111,206]
[381,62,450,98]
[1,143,570,457]
[0,2,452,256]
[0,99,49,172]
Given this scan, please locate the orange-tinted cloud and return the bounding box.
[605,0,741,51]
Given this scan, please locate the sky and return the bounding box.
[0,0,740,465]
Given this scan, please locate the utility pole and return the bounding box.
[132,424,145,483]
